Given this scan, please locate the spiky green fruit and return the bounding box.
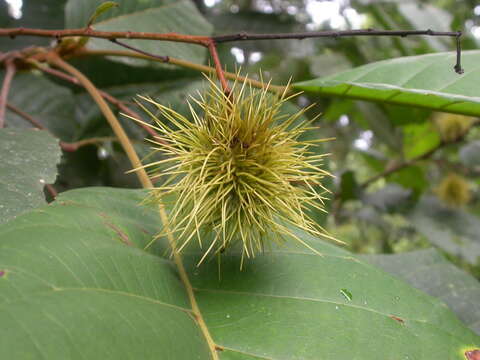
[434,113,477,143]
[131,76,337,265]
[435,173,471,208]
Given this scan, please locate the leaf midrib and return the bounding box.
[194,288,475,357]
[194,287,420,323]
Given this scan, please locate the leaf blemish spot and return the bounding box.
[100,214,133,246]
[390,315,405,324]
[0,270,5,277]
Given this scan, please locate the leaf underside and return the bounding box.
[294,50,480,117]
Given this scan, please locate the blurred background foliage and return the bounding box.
[1,0,480,279]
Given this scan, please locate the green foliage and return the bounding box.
[1,0,480,358]
[0,187,478,359]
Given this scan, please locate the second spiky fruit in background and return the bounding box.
[434,113,477,143]
[132,75,338,265]
[436,173,471,208]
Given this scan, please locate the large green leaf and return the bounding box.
[294,50,480,117]
[65,0,213,66]
[0,187,478,359]
[365,249,480,335]
[0,129,61,225]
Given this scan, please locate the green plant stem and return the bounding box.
[47,53,219,359]
[157,205,220,360]
[46,53,152,188]
[74,48,287,93]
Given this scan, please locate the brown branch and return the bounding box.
[0,58,16,127]
[207,40,230,94]
[213,29,464,74]
[0,27,464,72]
[7,102,45,129]
[109,38,169,62]
[213,29,461,42]
[0,28,210,45]
[0,27,460,43]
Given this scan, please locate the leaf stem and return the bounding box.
[46,53,152,188]
[207,40,230,95]
[80,47,285,93]
[0,58,16,128]
[157,205,220,360]
[44,53,219,360]
[454,31,464,74]
[45,184,58,199]
[60,137,118,152]
[7,102,45,129]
